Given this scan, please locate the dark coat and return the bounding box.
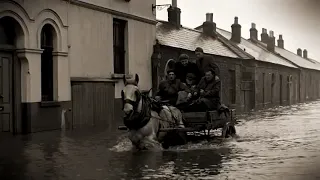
[175,62,201,83]
[196,55,220,77]
[156,79,190,105]
[196,77,221,109]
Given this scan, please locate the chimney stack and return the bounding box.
[303,49,308,59]
[231,17,241,43]
[267,30,275,52]
[261,28,269,43]
[277,35,284,49]
[167,0,181,27]
[297,48,302,56]
[250,23,258,40]
[202,13,216,37]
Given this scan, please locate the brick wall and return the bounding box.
[302,69,320,101]
[153,45,320,113]
[254,62,300,109]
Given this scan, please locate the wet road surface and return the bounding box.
[1,101,320,180]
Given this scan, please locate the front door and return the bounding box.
[0,52,12,132]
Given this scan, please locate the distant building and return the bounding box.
[152,5,254,112]
[152,2,320,112]
[0,0,156,134]
[196,16,320,110]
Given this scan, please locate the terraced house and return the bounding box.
[152,3,320,113]
[206,17,320,109]
[0,0,156,134]
[152,4,255,112]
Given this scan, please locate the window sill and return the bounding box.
[40,101,61,107]
[111,73,133,80]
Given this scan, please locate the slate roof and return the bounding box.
[216,28,298,68]
[156,21,252,59]
[254,41,320,71]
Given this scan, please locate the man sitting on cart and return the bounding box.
[155,69,191,106]
[194,47,220,81]
[184,69,221,112]
[174,54,201,84]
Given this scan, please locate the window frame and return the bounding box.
[40,24,54,102]
[113,18,127,75]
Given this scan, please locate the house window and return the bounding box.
[229,69,236,104]
[41,24,54,101]
[113,18,127,74]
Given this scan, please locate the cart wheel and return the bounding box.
[222,123,236,138]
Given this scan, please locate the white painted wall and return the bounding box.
[0,0,156,101]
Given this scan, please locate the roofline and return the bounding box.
[276,44,320,64]
[157,20,204,34]
[156,43,254,61]
[253,39,320,71]
[216,32,255,59]
[193,24,254,59]
[157,21,250,59]
[250,39,300,68]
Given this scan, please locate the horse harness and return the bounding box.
[122,90,178,131]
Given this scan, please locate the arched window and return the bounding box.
[41,24,55,101]
[0,17,16,45]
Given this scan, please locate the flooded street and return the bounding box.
[1,101,320,180]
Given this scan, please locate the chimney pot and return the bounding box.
[167,1,181,27]
[262,28,267,33]
[172,0,177,8]
[261,28,269,43]
[297,48,302,56]
[206,13,213,22]
[250,22,258,40]
[267,33,275,52]
[203,13,216,37]
[231,16,241,43]
[269,30,274,37]
[234,16,238,24]
[303,49,308,59]
[277,34,284,48]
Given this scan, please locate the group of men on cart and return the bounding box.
[154,47,221,112]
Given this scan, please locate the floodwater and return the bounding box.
[1,101,320,180]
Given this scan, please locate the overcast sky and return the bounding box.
[156,0,320,60]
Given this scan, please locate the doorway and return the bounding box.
[0,52,13,132]
[0,16,24,134]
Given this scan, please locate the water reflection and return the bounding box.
[0,101,320,179]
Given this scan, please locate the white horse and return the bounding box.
[121,74,186,150]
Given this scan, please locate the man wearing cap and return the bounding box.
[175,54,201,84]
[155,69,191,105]
[194,47,220,80]
[185,69,221,111]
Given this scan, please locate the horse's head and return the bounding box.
[121,74,141,116]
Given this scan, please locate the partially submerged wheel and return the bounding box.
[221,122,236,138]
